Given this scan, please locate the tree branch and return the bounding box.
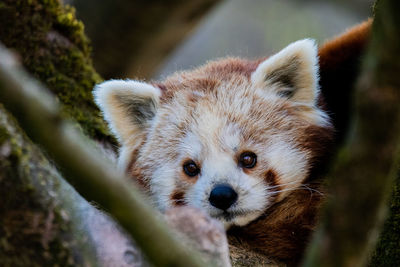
[302,0,400,266]
[0,106,98,266]
[0,43,209,267]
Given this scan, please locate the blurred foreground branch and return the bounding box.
[0,44,210,267]
[303,0,400,266]
[0,105,99,265]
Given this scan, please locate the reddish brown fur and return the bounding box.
[171,191,186,206]
[228,183,324,265]
[299,124,335,182]
[264,169,279,187]
[130,162,150,191]
[128,148,151,191]
[319,19,372,143]
[161,58,258,103]
[318,19,372,71]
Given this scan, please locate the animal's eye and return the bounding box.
[183,160,200,177]
[239,152,257,169]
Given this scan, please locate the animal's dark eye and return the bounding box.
[239,152,257,169]
[183,160,200,177]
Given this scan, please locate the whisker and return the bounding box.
[300,184,324,196]
[267,180,299,189]
[269,188,299,195]
[249,179,266,189]
[268,184,324,197]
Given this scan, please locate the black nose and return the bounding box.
[209,184,238,210]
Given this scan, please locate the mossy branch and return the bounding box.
[0,43,208,267]
[0,106,100,266]
[0,0,113,143]
[302,0,400,266]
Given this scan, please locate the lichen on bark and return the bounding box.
[0,0,113,143]
[0,106,98,266]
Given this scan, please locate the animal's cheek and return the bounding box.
[168,172,202,207]
[183,177,214,207]
[231,181,270,225]
[244,164,277,186]
[264,168,279,188]
[149,165,183,211]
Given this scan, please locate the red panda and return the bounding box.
[93,20,371,265]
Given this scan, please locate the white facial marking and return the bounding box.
[220,123,241,151]
[150,164,177,211]
[179,132,202,159]
[266,139,308,190]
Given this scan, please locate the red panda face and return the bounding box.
[94,39,333,228]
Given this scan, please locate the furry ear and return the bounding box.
[251,39,319,105]
[93,80,161,144]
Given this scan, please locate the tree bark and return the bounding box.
[302,0,400,266]
[0,106,97,266]
[0,0,112,143]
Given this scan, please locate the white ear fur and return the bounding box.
[251,39,319,105]
[93,79,161,145]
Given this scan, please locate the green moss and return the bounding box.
[0,124,9,144]
[0,108,97,266]
[0,0,115,143]
[0,121,66,266]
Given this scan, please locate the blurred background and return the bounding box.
[69,0,374,80]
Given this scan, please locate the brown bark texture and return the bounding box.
[303,0,400,266]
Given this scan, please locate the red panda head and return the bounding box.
[94,39,333,228]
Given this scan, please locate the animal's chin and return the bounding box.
[212,210,262,229]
